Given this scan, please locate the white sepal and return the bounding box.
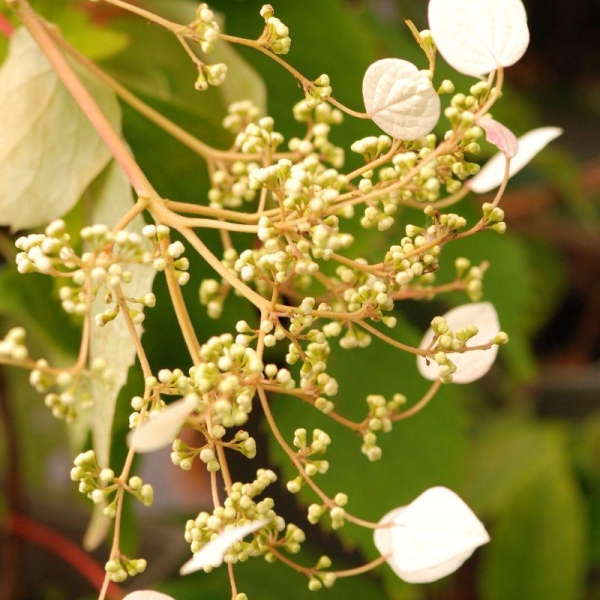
[374,487,490,583]
[180,519,270,575]
[469,126,563,193]
[417,302,500,384]
[128,395,198,453]
[362,58,440,140]
[122,592,176,600]
[428,0,530,77]
[477,116,518,158]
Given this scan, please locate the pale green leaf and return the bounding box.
[49,8,130,61]
[73,160,155,549]
[479,459,586,600]
[0,27,121,230]
[464,417,567,516]
[87,161,155,468]
[104,0,265,126]
[82,503,112,552]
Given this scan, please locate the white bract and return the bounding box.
[417,302,500,384]
[477,116,518,158]
[362,58,440,140]
[0,28,121,230]
[128,395,198,453]
[374,487,490,583]
[428,0,530,77]
[123,592,176,600]
[470,127,563,193]
[180,519,270,574]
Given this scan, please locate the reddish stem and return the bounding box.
[7,513,125,600]
[0,13,15,36]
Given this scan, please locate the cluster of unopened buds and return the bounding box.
[0,0,566,599]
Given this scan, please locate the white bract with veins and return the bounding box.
[470,127,564,193]
[180,519,270,574]
[128,395,199,453]
[362,58,441,140]
[374,487,490,583]
[428,0,530,77]
[417,302,500,384]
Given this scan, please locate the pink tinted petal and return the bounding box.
[470,126,563,193]
[478,116,518,158]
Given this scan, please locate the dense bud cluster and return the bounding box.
[70,450,154,520]
[184,470,288,565]
[259,5,291,54]
[188,3,220,54]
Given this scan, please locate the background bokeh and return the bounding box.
[0,1,598,600]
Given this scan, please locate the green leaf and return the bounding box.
[464,417,568,516]
[570,410,600,565]
[102,0,265,132]
[47,7,130,61]
[0,27,121,230]
[270,316,466,599]
[2,2,129,62]
[479,456,586,600]
[79,161,156,468]
[209,0,379,154]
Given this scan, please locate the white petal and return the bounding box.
[417,302,500,384]
[127,395,198,453]
[123,592,176,600]
[376,487,489,583]
[477,116,518,158]
[362,59,440,140]
[469,126,563,193]
[374,506,406,559]
[428,0,530,77]
[180,519,270,575]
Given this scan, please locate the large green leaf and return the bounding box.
[464,416,568,516]
[462,416,587,600]
[479,459,586,600]
[78,161,156,468]
[101,0,265,130]
[210,0,379,155]
[570,411,600,566]
[1,0,130,63]
[0,27,121,230]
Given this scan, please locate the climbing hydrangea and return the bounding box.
[0,0,563,599]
